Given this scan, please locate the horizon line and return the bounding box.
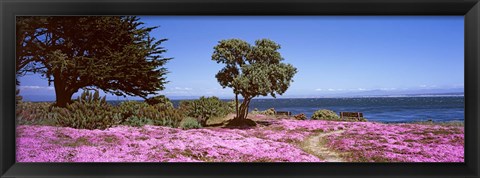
[21,93,465,102]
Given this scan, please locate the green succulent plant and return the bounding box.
[53,90,122,130]
[180,117,202,130]
[311,109,340,121]
[179,96,233,126]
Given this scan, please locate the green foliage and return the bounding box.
[145,95,173,108]
[117,101,151,121]
[212,38,297,121]
[17,91,184,129]
[311,109,367,122]
[54,90,122,130]
[251,108,276,116]
[178,100,194,113]
[311,109,340,121]
[117,101,183,128]
[226,100,236,111]
[152,107,184,128]
[263,108,276,116]
[123,116,154,127]
[16,102,55,125]
[180,117,202,130]
[179,96,234,126]
[294,113,307,120]
[17,16,171,107]
[310,109,367,122]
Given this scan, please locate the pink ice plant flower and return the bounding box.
[16,117,464,162]
[324,122,464,162]
[16,125,321,162]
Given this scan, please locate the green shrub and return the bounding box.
[179,96,233,126]
[250,108,276,116]
[311,109,340,120]
[54,90,122,130]
[263,108,276,115]
[227,100,236,112]
[178,100,194,113]
[180,117,202,130]
[16,102,55,125]
[123,116,154,127]
[117,101,150,121]
[117,101,183,128]
[310,109,367,122]
[152,107,184,128]
[144,95,173,108]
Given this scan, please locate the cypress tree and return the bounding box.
[16,16,171,107]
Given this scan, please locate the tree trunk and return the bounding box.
[235,93,239,119]
[244,98,251,119]
[237,97,251,120]
[226,96,257,127]
[53,78,74,107]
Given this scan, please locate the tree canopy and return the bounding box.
[212,39,297,122]
[16,16,171,107]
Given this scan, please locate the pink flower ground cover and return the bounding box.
[16,118,464,162]
[16,124,320,162]
[324,122,464,162]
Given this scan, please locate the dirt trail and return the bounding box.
[301,130,345,162]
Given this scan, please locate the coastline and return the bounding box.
[20,96,465,123]
[21,94,465,102]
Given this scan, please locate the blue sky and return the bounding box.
[18,16,464,101]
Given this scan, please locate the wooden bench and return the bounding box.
[340,112,363,119]
[276,111,292,116]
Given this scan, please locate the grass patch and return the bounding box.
[62,137,93,147]
[103,135,119,143]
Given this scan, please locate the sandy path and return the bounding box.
[301,130,345,162]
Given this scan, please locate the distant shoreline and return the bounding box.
[22,94,464,102]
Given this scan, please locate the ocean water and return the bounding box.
[107,96,464,123]
[168,96,464,123]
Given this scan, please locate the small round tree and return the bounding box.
[212,39,297,124]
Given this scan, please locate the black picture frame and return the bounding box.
[1,0,479,177]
